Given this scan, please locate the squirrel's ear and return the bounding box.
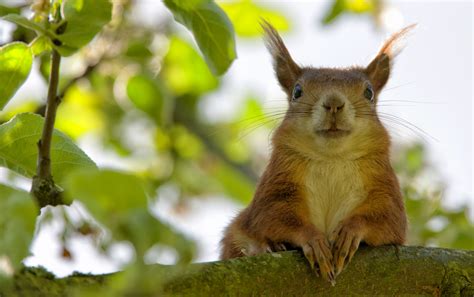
[365,24,416,92]
[261,20,302,92]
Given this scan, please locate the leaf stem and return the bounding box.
[31,49,64,207]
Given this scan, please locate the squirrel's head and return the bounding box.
[262,21,415,157]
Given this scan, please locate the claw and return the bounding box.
[328,271,336,286]
[335,258,344,275]
[302,238,337,283]
[302,244,315,270]
[332,226,362,276]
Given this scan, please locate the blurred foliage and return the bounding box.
[0,184,36,270]
[323,0,380,24]
[393,144,473,250]
[64,169,194,261]
[163,37,218,95]
[220,0,290,37]
[0,0,471,295]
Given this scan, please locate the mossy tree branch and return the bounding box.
[4,246,473,296]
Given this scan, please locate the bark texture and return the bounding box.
[3,246,473,296]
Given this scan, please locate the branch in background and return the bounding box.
[4,246,473,296]
[177,113,259,183]
[31,50,63,208]
[58,62,99,99]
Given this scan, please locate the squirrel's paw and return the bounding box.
[331,222,363,276]
[302,238,335,284]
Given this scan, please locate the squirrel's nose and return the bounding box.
[322,97,345,113]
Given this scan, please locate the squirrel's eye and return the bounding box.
[292,84,303,100]
[364,85,374,102]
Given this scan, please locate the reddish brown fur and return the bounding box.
[220,22,413,283]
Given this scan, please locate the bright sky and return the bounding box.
[1,0,472,276]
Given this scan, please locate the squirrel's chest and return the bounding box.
[303,161,367,235]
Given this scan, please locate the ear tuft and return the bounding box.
[366,24,416,92]
[378,23,417,58]
[260,19,301,93]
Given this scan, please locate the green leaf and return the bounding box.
[322,0,375,25]
[220,0,290,37]
[0,42,33,110]
[125,41,153,61]
[0,113,97,185]
[0,5,21,17]
[126,74,163,121]
[322,0,345,24]
[29,36,52,56]
[164,0,237,75]
[2,14,48,34]
[163,37,218,95]
[0,184,37,270]
[64,169,148,217]
[55,0,112,56]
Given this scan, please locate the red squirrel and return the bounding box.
[220,21,415,284]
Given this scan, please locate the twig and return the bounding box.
[191,123,258,183]
[31,49,64,208]
[58,62,98,99]
[175,111,258,184]
[38,50,61,178]
[35,61,100,116]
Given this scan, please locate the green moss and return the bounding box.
[441,262,472,297]
[1,247,473,296]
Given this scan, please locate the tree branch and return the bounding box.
[31,50,63,208]
[4,246,474,296]
[58,62,98,99]
[175,111,259,184]
[38,50,61,178]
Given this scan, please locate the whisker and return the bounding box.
[376,112,437,141]
[355,115,414,141]
[207,116,273,138]
[236,117,282,141]
[382,81,415,92]
[356,112,436,142]
[379,99,445,105]
[236,111,314,141]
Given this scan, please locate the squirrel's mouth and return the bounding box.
[315,128,351,138]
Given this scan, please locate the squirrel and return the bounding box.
[220,21,415,284]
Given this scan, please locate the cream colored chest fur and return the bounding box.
[303,160,367,235]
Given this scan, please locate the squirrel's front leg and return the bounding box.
[242,183,335,282]
[299,228,334,282]
[329,216,365,275]
[261,219,334,282]
[330,193,407,275]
